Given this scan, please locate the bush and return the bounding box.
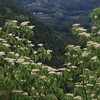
[0,8,100,100]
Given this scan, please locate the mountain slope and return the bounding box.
[15,0,100,11]
[14,0,100,31]
[0,0,79,68]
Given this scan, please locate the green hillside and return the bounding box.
[0,8,100,100]
[14,0,100,31]
[0,0,81,69]
[0,0,74,99]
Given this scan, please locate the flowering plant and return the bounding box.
[0,8,100,100]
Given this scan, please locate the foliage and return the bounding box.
[0,7,100,100]
[0,0,71,68]
[14,0,100,32]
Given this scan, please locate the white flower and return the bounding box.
[29,44,34,47]
[79,32,87,35]
[0,27,2,30]
[73,24,80,26]
[16,58,24,63]
[15,53,19,57]
[7,58,16,63]
[0,51,5,56]
[22,62,30,65]
[79,74,85,77]
[38,43,43,47]
[28,25,35,29]
[56,72,62,75]
[47,50,52,54]
[78,27,87,31]
[4,58,10,60]
[95,44,100,48]
[85,68,89,71]
[74,96,82,100]
[24,57,31,60]
[66,93,73,96]
[91,56,97,60]
[69,78,73,81]
[0,38,4,41]
[66,69,70,72]
[20,21,30,26]
[9,52,14,55]
[75,85,83,87]
[84,34,91,37]
[12,90,23,93]
[67,63,71,66]
[47,66,57,71]
[12,20,18,24]
[75,45,81,48]
[40,76,46,79]
[58,68,66,71]
[15,36,20,40]
[2,43,11,47]
[71,66,77,69]
[83,48,87,50]
[90,76,94,79]
[94,16,97,19]
[20,80,26,82]
[13,26,20,28]
[79,32,91,37]
[8,33,13,36]
[32,87,35,90]
[49,71,56,74]
[92,26,97,30]
[27,40,31,44]
[33,51,37,54]
[78,61,83,64]
[87,84,93,87]
[82,51,90,57]
[31,69,40,72]
[2,40,7,43]
[96,83,100,85]
[97,31,100,35]
[37,62,42,65]
[67,45,74,49]
[22,92,28,96]
[72,54,78,57]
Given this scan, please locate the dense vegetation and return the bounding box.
[14,0,100,32]
[0,7,100,100]
[0,0,100,100]
[0,0,80,68]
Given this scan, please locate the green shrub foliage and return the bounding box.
[0,8,100,100]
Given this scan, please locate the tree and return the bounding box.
[0,8,100,100]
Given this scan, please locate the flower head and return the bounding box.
[20,21,30,26]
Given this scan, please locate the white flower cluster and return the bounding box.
[0,51,5,56]
[82,51,90,57]
[20,21,35,29]
[20,21,30,26]
[79,32,91,37]
[73,24,80,27]
[16,58,25,63]
[77,27,87,32]
[87,41,100,48]
[97,31,100,35]
[38,43,43,47]
[2,43,11,47]
[0,27,2,30]
[12,20,18,24]
[12,90,23,93]
[47,50,52,54]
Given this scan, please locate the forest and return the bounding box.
[0,0,100,100]
[14,0,100,31]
